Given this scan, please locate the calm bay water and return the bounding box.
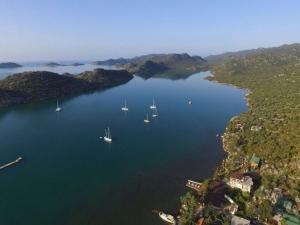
[0,68,247,225]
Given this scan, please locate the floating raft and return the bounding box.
[0,157,23,170]
[186,179,202,191]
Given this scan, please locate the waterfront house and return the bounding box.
[231,215,250,225]
[227,172,253,193]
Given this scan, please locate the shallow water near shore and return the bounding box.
[0,71,247,225]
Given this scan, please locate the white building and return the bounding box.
[227,172,253,193]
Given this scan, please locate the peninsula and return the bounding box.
[0,68,133,107]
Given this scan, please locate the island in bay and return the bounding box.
[0,62,22,69]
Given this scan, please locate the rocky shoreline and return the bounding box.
[208,75,251,177]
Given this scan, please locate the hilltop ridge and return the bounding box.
[93,53,207,78]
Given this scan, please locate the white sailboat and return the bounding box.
[103,127,112,143]
[144,113,150,123]
[150,98,157,109]
[159,212,176,224]
[188,100,192,105]
[121,99,129,111]
[55,100,62,112]
[152,107,158,118]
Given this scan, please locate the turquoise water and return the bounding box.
[0,72,247,225]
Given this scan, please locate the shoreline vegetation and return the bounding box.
[177,43,300,225]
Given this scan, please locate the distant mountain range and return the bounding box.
[204,43,300,65]
[92,53,208,78]
[0,62,22,69]
[0,69,133,107]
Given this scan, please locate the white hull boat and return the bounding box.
[159,212,176,224]
[144,113,150,123]
[152,108,158,118]
[121,100,129,111]
[55,100,62,112]
[103,127,112,143]
[150,98,157,109]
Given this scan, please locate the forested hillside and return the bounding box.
[209,43,300,212]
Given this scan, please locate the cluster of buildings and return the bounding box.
[224,155,300,225]
[188,150,300,225]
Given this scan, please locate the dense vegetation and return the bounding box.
[0,69,133,107]
[178,43,300,224]
[209,44,300,191]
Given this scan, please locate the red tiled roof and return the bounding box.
[197,218,205,225]
[230,171,244,180]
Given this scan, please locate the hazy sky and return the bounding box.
[0,0,300,61]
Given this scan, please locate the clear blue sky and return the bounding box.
[0,0,300,61]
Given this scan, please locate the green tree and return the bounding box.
[257,200,273,221]
[179,192,198,225]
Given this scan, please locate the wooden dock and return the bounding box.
[186,180,202,191]
[0,157,23,170]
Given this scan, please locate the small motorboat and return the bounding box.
[159,212,176,224]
